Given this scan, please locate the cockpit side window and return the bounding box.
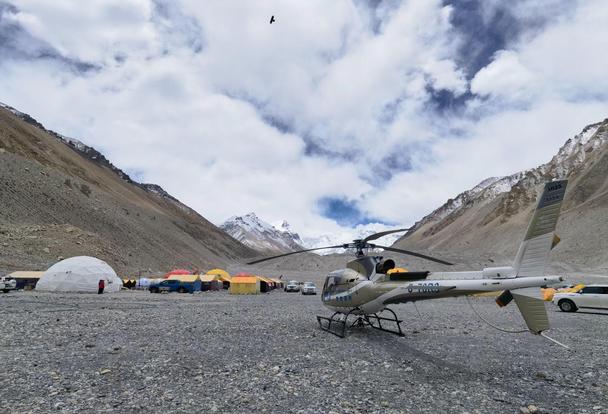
[323,276,335,293]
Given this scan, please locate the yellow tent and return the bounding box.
[200,274,219,282]
[206,269,230,280]
[255,275,276,292]
[121,278,137,288]
[8,271,44,279]
[271,278,284,288]
[256,275,274,284]
[387,267,408,274]
[542,283,585,301]
[229,276,260,295]
[168,274,200,283]
[8,271,44,290]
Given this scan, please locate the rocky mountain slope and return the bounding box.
[220,213,304,253]
[395,118,608,273]
[0,102,256,275]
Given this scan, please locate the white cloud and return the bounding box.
[470,50,537,102]
[1,0,607,243]
[10,0,158,63]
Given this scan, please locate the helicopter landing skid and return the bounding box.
[316,307,404,338]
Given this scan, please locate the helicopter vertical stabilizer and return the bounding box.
[511,287,549,334]
[509,180,567,334]
[513,180,568,277]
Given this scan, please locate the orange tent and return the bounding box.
[163,269,191,279]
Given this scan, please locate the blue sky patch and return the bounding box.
[318,196,388,227]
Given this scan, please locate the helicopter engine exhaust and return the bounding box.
[375,259,395,274]
[495,290,514,307]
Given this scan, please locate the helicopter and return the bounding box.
[248,180,568,341]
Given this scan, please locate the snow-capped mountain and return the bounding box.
[403,120,608,240]
[220,213,304,253]
[396,118,608,271]
[404,173,526,236]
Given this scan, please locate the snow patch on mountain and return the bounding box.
[405,173,522,234]
[221,213,304,253]
[403,119,608,239]
[222,213,407,255]
[58,135,88,152]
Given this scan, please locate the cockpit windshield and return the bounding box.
[323,273,349,295]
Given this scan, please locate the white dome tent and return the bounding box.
[36,256,122,293]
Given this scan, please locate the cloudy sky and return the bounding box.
[1,0,607,241]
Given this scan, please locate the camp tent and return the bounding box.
[137,278,153,288]
[270,278,284,289]
[36,256,122,293]
[206,268,229,279]
[387,267,408,274]
[206,269,231,289]
[256,276,275,292]
[8,271,44,289]
[122,279,137,289]
[200,274,222,291]
[167,274,199,283]
[229,275,260,295]
[163,269,191,279]
[167,274,202,291]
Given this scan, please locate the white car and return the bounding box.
[285,281,300,292]
[301,282,317,295]
[0,276,17,293]
[553,284,608,312]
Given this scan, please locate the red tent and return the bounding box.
[163,269,191,279]
[233,272,254,278]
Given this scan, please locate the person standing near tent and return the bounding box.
[98,279,105,294]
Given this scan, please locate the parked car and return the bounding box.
[301,282,317,295]
[0,276,17,293]
[149,279,199,294]
[542,283,585,301]
[285,281,300,292]
[553,285,608,312]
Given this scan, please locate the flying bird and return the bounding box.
[270,15,275,24]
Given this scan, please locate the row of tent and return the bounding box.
[6,257,284,294]
[125,271,284,294]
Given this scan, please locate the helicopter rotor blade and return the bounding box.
[362,228,410,243]
[372,244,454,266]
[246,245,348,265]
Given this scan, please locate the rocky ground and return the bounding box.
[1,287,607,414]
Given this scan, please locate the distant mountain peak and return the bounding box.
[220,213,304,253]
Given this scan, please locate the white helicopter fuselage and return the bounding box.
[322,270,563,315]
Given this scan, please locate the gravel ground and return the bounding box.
[1,290,607,414]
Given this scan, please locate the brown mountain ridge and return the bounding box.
[395,118,608,273]
[0,103,255,275]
